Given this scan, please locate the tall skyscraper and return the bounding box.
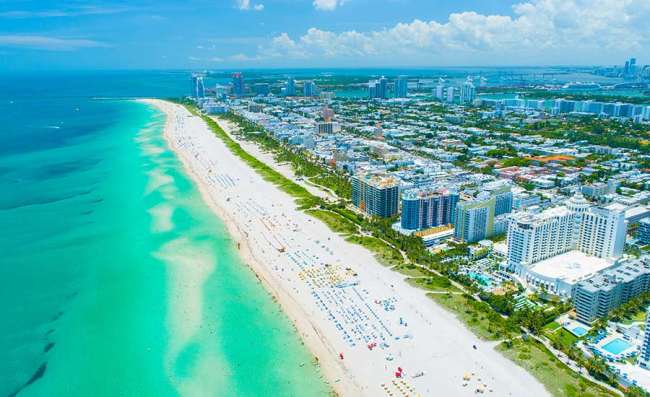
[191,74,205,98]
[231,72,244,97]
[446,86,455,103]
[484,181,513,216]
[641,308,650,369]
[395,75,408,98]
[507,193,628,272]
[352,172,399,218]
[368,80,378,99]
[401,188,458,231]
[285,78,296,96]
[434,78,445,100]
[454,199,494,243]
[378,76,388,99]
[303,80,317,97]
[507,207,577,269]
[460,77,476,104]
[368,76,389,99]
[577,206,626,258]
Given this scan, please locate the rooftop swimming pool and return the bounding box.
[601,338,633,356]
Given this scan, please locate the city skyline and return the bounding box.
[1,0,649,70]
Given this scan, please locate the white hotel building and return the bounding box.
[507,193,627,297]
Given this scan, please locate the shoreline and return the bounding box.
[140,99,550,396]
[139,99,357,395]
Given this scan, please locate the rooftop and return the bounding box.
[355,171,399,189]
[402,187,456,200]
[576,257,650,293]
[528,250,616,285]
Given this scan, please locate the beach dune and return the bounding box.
[142,99,549,397]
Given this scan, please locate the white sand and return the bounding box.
[142,99,550,397]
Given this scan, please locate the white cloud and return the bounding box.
[0,35,108,51]
[253,0,650,65]
[236,0,264,11]
[313,0,345,11]
[229,53,262,62]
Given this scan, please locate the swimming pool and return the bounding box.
[601,338,633,355]
[468,272,493,288]
[572,326,588,337]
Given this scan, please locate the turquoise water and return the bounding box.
[0,74,328,396]
[468,272,493,288]
[571,326,588,337]
[601,338,633,355]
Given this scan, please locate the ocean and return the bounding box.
[0,71,329,396]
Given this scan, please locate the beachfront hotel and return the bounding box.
[453,182,512,243]
[573,257,650,324]
[351,171,399,218]
[400,187,458,231]
[506,193,627,297]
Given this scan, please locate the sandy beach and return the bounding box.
[142,99,550,397]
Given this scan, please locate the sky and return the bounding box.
[0,0,648,70]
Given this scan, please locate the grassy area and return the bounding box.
[405,274,460,293]
[428,293,512,341]
[547,329,579,351]
[497,339,615,397]
[543,321,562,332]
[393,264,431,278]
[305,209,358,236]
[345,235,403,267]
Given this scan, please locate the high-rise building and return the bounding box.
[401,188,458,231]
[555,99,576,113]
[191,74,205,98]
[435,85,444,100]
[454,197,495,243]
[454,183,513,243]
[303,80,317,97]
[395,75,408,98]
[573,257,650,323]
[378,76,388,99]
[640,308,650,369]
[435,79,445,100]
[446,87,455,103]
[285,78,296,96]
[368,80,378,99]
[316,122,334,135]
[460,77,476,104]
[507,207,577,269]
[507,193,628,278]
[638,218,650,245]
[484,181,513,216]
[577,207,626,258]
[232,72,244,97]
[368,76,389,99]
[352,172,399,218]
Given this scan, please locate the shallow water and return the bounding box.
[0,73,328,396]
